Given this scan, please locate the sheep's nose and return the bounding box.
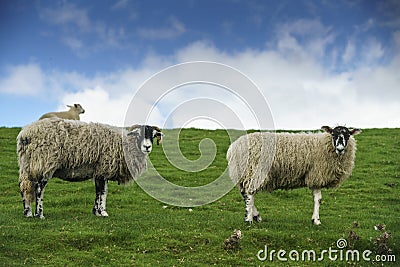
[144,145,151,151]
[336,147,345,155]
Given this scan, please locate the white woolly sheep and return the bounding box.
[39,104,85,120]
[17,118,164,218]
[226,126,361,225]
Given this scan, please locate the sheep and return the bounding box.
[226,126,361,225]
[39,104,85,120]
[17,118,164,218]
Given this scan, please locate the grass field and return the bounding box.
[0,127,398,266]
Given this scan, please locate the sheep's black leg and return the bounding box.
[240,184,261,223]
[252,204,262,223]
[22,194,32,217]
[34,180,48,219]
[241,191,252,223]
[240,191,249,222]
[93,178,109,217]
[239,184,249,222]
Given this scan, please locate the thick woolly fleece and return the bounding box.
[17,119,147,202]
[226,131,357,194]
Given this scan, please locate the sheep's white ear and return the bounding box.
[321,126,332,134]
[128,128,140,137]
[349,128,361,135]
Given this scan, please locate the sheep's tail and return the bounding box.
[19,174,35,203]
[226,142,245,187]
[18,168,35,217]
[226,133,276,194]
[17,130,35,205]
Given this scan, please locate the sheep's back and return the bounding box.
[267,133,322,190]
[38,112,57,120]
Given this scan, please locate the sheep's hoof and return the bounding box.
[93,209,108,217]
[100,211,109,217]
[312,219,321,225]
[24,211,33,218]
[35,214,45,219]
[244,218,253,224]
[253,215,262,222]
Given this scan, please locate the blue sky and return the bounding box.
[1,0,399,129]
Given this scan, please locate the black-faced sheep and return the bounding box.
[39,104,85,120]
[226,126,361,225]
[17,118,163,218]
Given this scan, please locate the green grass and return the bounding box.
[0,127,399,266]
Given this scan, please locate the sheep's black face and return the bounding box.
[128,125,164,154]
[322,126,361,156]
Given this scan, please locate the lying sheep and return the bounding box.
[17,118,163,218]
[39,104,85,120]
[226,126,361,225]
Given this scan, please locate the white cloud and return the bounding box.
[2,18,400,129]
[138,16,186,40]
[62,36,83,50]
[38,3,126,53]
[362,38,384,65]
[146,84,262,130]
[170,37,400,129]
[60,87,129,126]
[279,19,331,37]
[394,31,400,48]
[0,63,46,95]
[39,3,90,31]
[111,0,129,10]
[275,19,335,60]
[356,18,375,33]
[342,40,356,64]
[57,67,167,126]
